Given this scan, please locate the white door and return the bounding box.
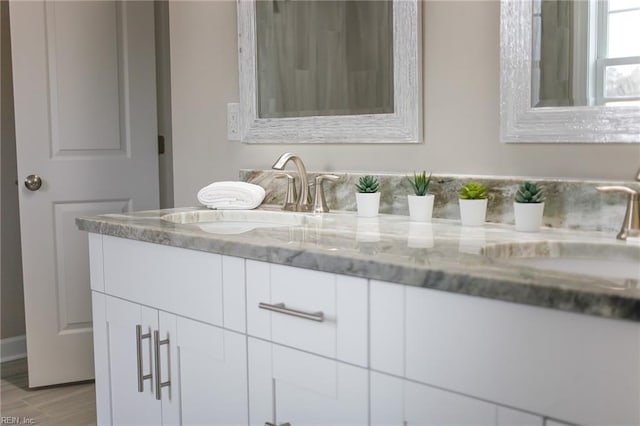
[161,313,248,426]
[9,1,159,387]
[248,338,368,426]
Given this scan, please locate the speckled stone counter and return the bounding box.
[76,206,640,322]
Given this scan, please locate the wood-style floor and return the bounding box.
[0,358,96,425]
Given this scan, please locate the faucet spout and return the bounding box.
[272,152,310,211]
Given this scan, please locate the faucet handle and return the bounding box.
[275,173,297,209]
[596,185,638,195]
[596,185,640,240]
[313,174,340,213]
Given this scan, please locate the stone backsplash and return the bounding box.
[241,169,637,233]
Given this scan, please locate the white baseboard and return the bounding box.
[1,335,27,362]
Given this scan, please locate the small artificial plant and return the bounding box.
[407,171,432,196]
[515,181,545,203]
[459,182,488,200]
[355,175,379,194]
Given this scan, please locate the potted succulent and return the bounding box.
[514,181,545,232]
[458,182,488,226]
[355,175,380,217]
[407,171,434,222]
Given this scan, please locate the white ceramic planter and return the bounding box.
[459,198,488,226]
[408,194,434,222]
[356,192,381,217]
[514,202,544,232]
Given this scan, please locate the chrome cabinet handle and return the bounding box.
[135,325,152,392]
[258,302,324,322]
[265,423,291,426]
[24,174,42,191]
[153,330,171,400]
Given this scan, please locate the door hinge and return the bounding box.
[158,135,165,155]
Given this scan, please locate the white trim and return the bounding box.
[237,0,422,144]
[1,335,27,362]
[500,0,640,143]
[571,0,591,106]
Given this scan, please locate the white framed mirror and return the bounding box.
[237,0,421,144]
[500,0,640,143]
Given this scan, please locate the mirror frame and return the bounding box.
[500,0,640,143]
[237,0,421,144]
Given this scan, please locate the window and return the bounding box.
[594,0,640,105]
[530,0,640,107]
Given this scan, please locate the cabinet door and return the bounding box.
[105,296,161,426]
[371,371,496,426]
[161,312,248,426]
[92,292,111,426]
[248,338,368,426]
[404,285,640,425]
[497,407,542,426]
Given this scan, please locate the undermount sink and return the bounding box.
[500,257,639,281]
[483,241,640,284]
[161,209,317,234]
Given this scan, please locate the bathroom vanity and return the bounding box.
[78,208,640,426]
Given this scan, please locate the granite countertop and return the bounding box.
[76,206,640,322]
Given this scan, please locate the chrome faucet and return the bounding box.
[272,153,312,212]
[596,168,640,240]
[272,153,340,213]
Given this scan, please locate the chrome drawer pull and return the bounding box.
[265,423,291,426]
[153,330,171,400]
[135,325,152,392]
[258,302,324,322]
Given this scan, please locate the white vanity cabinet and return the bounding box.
[370,280,640,426]
[371,371,543,426]
[87,232,640,426]
[370,371,496,425]
[248,338,369,426]
[90,235,248,426]
[245,260,369,426]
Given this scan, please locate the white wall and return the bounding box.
[169,0,640,207]
[1,0,26,340]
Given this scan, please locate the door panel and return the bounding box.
[10,0,159,386]
[54,200,129,331]
[46,1,123,155]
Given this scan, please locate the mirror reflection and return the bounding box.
[531,0,640,107]
[255,0,394,119]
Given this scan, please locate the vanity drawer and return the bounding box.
[246,260,368,366]
[102,235,232,326]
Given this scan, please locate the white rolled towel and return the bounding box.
[197,181,266,210]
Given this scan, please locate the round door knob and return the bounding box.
[24,174,43,191]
